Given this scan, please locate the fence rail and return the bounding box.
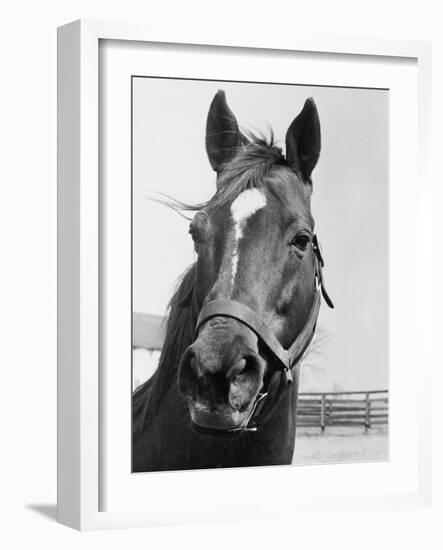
[296,390,388,432]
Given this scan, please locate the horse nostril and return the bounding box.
[228,354,263,411]
[226,358,246,380]
[178,347,200,398]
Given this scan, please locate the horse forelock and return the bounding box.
[155,133,296,217]
[207,133,290,210]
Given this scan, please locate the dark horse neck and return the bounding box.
[132,264,299,472]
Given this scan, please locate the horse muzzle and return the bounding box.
[188,401,252,435]
[177,317,266,433]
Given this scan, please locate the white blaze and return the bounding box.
[230,189,267,289]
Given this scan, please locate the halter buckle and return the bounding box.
[284,366,293,385]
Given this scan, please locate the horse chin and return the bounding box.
[188,403,253,437]
[190,422,242,439]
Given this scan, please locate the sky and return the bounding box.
[132,77,389,391]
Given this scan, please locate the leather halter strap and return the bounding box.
[196,291,321,384]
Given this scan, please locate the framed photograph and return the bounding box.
[57,20,433,530]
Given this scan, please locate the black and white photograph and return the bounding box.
[131,77,389,472]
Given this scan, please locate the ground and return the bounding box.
[293,426,389,465]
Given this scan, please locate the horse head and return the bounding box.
[178,90,329,434]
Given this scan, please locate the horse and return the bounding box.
[132,90,333,472]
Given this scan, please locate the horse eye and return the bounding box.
[290,233,311,251]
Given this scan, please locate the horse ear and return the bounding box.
[285,98,321,183]
[206,90,242,173]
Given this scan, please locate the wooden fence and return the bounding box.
[296,390,388,432]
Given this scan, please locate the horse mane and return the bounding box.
[133,263,198,425]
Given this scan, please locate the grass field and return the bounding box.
[293,426,389,465]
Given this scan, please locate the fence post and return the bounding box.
[365,392,371,433]
[320,393,326,433]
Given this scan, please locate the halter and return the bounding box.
[194,235,333,433]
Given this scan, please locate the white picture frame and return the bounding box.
[57,19,433,531]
